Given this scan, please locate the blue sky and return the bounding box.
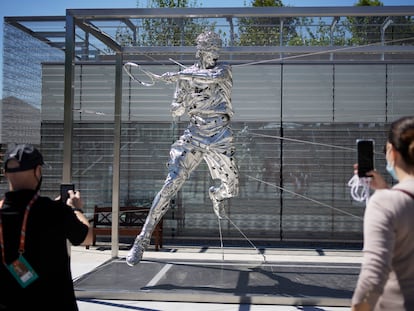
[1,0,413,98]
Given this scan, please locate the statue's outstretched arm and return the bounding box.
[160,64,230,84]
[124,62,230,86]
[123,62,162,86]
[177,65,230,84]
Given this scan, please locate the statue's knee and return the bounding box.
[160,182,176,198]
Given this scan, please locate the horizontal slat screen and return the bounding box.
[31,62,414,244]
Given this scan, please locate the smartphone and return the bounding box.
[357,139,375,178]
[60,183,75,204]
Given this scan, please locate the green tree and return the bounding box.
[389,16,414,46]
[139,0,213,46]
[346,0,385,45]
[346,0,414,46]
[293,16,348,47]
[237,0,298,46]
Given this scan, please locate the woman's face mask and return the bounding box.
[385,142,398,181]
[386,161,398,181]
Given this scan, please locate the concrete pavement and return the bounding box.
[71,245,360,311]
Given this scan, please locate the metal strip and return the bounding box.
[63,13,75,183]
[110,52,123,258]
[145,263,173,287]
[75,290,351,307]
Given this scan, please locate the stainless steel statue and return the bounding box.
[126,31,239,266]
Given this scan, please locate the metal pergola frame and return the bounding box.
[5,6,414,257]
[61,6,414,258]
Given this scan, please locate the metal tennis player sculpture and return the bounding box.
[124,31,240,266]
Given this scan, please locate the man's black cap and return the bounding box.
[3,144,44,173]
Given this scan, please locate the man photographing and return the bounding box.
[0,144,92,310]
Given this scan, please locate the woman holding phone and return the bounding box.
[351,116,414,311]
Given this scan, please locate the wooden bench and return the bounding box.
[87,205,163,250]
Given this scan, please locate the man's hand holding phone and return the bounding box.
[60,183,75,205]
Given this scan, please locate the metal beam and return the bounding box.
[5,20,58,47]
[36,31,66,38]
[121,18,137,44]
[4,16,65,22]
[121,18,136,32]
[63,14,75,184]
[122,45,414,55]
[66,6,414,19]
[75,19,122,53]
[111,52,123,258]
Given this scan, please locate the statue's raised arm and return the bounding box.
[124,31,228,86]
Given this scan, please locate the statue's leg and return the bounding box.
[205,150,239,219]
[127,140,202,266]
[126,189,171,266]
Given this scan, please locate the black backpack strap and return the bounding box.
[393,188,414,200]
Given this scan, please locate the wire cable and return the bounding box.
[347,174,371,203]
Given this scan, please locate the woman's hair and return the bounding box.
[388,116,414,165]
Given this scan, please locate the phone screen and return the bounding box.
[60,183,75,204]
[357,139,374,178]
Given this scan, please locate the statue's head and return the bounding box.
[196,31,222,51]
[195,31,222,67]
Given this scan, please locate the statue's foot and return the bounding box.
[209,187,226,219]
[126,236,148,266]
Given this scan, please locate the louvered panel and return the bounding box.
[279,122,387,239]
[335,64,386,122]
[36,62,414,244]
[74,65,115,121]
[387,64,414,119]
[41,65,65,121]
[233,65,280,122]
[283,64,333,122]
[126,65,178,122]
